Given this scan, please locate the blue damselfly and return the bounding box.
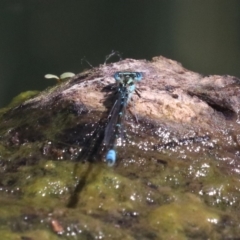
[104,71,142,166]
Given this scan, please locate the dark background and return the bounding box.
[0,0,240,108]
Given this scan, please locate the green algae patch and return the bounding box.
[0,90,39,116]
[24,176,70,199]
[0,230,24,240]
[200,177,240,211]
[47,208,137,240]
[7,91,40,107]
[19,160,76,207]
[148,193,220,239]
[1,228,61,240]
[74,163,141,211]
[17,230,61,240]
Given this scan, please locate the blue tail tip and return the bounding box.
[106,149,116,167]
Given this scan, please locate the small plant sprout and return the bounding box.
[44,72,75,83]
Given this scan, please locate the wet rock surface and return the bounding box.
[0,56,240,239]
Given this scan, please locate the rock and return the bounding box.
[0,56,240,239]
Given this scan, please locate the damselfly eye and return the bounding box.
[135,72,143,81]
[114,72,121,81]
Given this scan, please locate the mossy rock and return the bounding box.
[0,57,240,239]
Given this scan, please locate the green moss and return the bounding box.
[0,91,39,116]
[8,91,40,107]
[13,230,60,240]
[148,193,220,239]
[75,164,138,211]
[0,230,24,240]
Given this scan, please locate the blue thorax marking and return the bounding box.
[105,71,142,166]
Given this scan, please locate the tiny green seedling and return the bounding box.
[44,72,75,83]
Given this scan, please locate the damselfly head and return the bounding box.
[114,72,143,82]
